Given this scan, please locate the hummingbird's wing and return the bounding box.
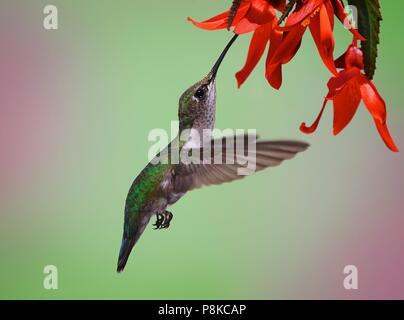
[173,135,309,192]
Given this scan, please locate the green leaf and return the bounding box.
[346,0,382,79]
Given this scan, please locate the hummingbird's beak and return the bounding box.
[209,34,239,83]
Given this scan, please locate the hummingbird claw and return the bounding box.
[160,211,173,229]
[153,213,164,229]
[153,211,173,230]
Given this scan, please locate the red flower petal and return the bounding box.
[236,24,272,87]
[247,0,276,25]
[345,45,365,69]
[334,50,346,69]
[188,2,250,31]
[374,120,399,152]
[335,43,364,70]
[324,0,335,28]
[266,63,283,89]
[300,98,328,134]
[309,3,337,75]
[332,77,362,135]
[267,24,306,66]
[235,0,277,34]
[187,12,229,31]
[358,74,386,124]
[233,18,261,34]
[327,67,361,98]
[358,73,399,152]
[265,29,284,89]
[284,0,324,28]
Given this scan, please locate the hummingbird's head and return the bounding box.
[178,35,238,132]
[178,74,216,132]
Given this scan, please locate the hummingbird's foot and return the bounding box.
[153,213,165,230]
[161,210,173,229]
[153,211,173,230]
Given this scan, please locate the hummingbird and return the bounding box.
[117,35,309,272]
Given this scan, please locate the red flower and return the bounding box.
[189,0,363,89]
[188,0,285,88]
[188,0,281,34]
[300,43,399,152]
[267,0,364,86]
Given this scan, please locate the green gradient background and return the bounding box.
[0,1,403,299]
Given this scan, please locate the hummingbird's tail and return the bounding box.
[117,212,150,273]
[117,238,134,273]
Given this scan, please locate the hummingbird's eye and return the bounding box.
[194,88,205,100]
